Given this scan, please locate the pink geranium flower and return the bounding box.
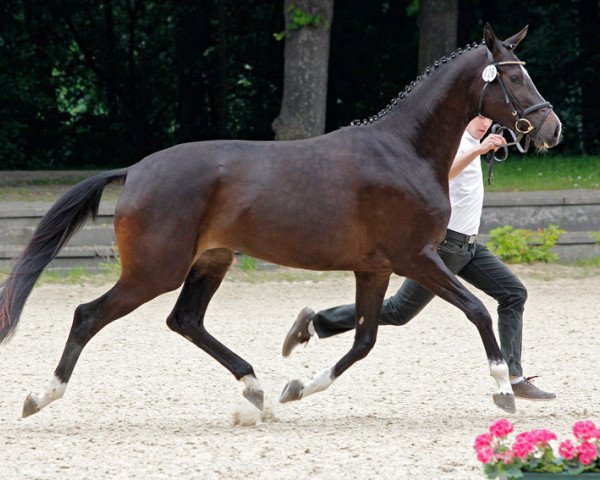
[476,445,495,464]
[512,438,535,460]
[474,433,494,449]
[577,441,597,465]
[514,429,557,445]
[515,431,533,443]
[530,429,557,444]
[490,418,514,438]
[475,419,600,477]
[573,420,597,441]
[559,439,576,460]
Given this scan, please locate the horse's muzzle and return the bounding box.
[533,110,562,150]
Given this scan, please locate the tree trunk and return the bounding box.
[272,0,334,140]
[102,0,118,116]
[418,0,458,73]
[578,0,600,154]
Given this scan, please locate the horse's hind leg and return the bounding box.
[165,249,264,410]
[22,279,169,417]
[280,271,390,403]
[399,246,515,413]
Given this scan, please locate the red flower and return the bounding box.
[573,420,597,441]
[490,418,514,438]
[577,441,597,466]
[474,433,494,449]
[559,439,576,460]
[476,445,495,464]
[530,429,557,445]
[512,438,535,460]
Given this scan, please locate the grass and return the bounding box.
[0,184,124,202]
[0,266,119,287]
[485,155,600,191]
[572,255,600,268]
[0,260,351,287]
[38,267,109,285]
[1,258,598,288]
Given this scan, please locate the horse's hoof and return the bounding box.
[243,387,264,410]
[22,393,40,418]
[493,393,516,414]
[279,380,304,403]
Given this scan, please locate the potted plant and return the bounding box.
[474,419,600,479]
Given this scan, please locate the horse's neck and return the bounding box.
[380,48,487,175]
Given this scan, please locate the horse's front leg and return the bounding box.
[280,271,390,403]
[406,245,515,413]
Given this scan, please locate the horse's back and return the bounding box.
[113,132,448,271]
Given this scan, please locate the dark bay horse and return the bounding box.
[0,24,560,418]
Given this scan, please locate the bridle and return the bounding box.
[477,49,554,184]
[478,49,553,137]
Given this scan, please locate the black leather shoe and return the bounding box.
[282,307,314,357]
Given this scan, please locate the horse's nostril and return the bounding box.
[553,125,560,140]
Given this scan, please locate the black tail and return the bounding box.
[0,168,128,344]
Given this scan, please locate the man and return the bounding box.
[282,115,555,401]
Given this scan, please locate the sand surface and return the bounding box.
[1,267,599,479]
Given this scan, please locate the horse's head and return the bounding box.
[478,24,562,151]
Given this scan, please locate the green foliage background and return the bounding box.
[487,224,566,263]
[1,0,598,170]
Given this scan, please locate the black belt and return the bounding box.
[445,229,477,245]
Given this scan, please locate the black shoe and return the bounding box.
[512,376,556,400]
[282,307,314,357]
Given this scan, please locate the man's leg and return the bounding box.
[312,278,434,338]
[282,236,473,356]
[458,242,555,400]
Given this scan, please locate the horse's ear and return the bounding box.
[503,25,528,51]
[483,23,498,52]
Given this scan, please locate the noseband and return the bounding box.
[478,49,554,184]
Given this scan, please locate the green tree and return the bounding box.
[418,0,458,72]
[0,0,596,169]
[272,0,334,140]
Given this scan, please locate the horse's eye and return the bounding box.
[510,75,520,83]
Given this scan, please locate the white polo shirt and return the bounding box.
[447,131,484,236]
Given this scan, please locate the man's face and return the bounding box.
[467,116,493,140]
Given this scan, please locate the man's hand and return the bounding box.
[479,133,507,154]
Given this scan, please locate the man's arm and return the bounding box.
[449,133,507,179]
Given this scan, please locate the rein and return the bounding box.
[484,124,530,185]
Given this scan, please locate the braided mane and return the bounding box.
[350,41,485,127]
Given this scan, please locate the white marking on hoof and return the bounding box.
[302,367,336,398]
[358,316,364,325]
[24,375,67,417]
[240,375,264,410]
[489,360,512,395]
[240,374,262,391]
